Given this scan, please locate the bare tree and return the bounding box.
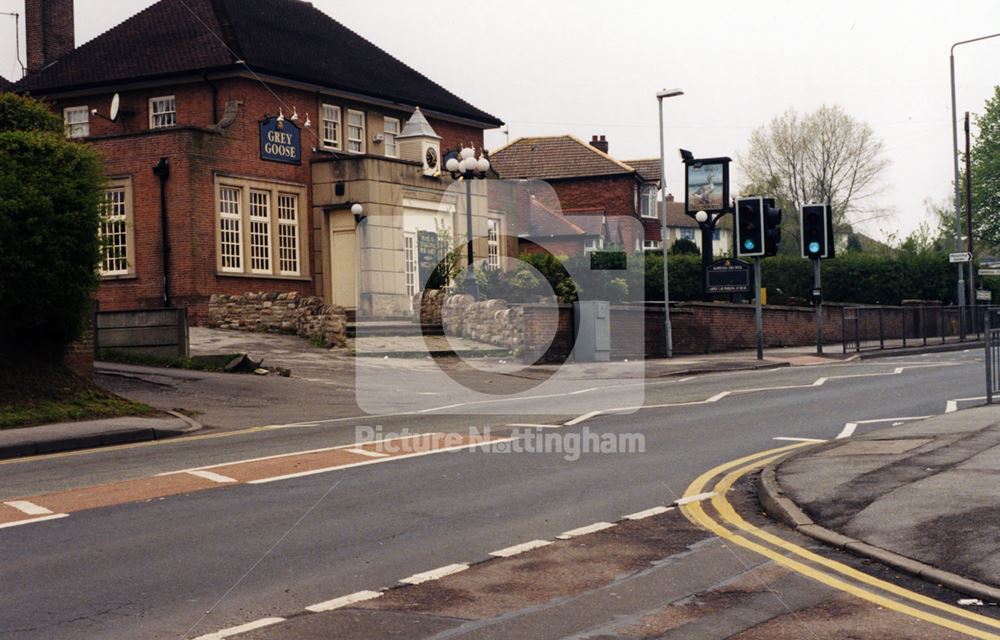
[738,105,891,252]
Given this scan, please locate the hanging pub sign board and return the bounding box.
[417,230,441,288]
[684,156,731,217]
[706,258,751,294]
[260,117,301,165]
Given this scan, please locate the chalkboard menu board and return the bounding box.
[417,230,440,288]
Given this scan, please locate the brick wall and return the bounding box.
[545,175,637,218]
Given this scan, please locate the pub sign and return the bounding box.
[260,117,301,165]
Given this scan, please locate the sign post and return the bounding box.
[754,256,763,360]
[814,259,823,354]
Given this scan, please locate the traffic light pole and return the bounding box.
[754,256,763,360]
[814,258,823,355]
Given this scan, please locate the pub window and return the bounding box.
[216,177,306,277]
[149,95,176,129]
[383,117,400,158]
[64,106,89,138]
[99,180,134,276]
[404,232,417,297]
[321,104,341,150]
[347,109,366,153]
[487,219,500,269]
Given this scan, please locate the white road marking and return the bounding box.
[837,415,932,439]
[489,539,553,557]
[707,392,730,402]
[191,617,285,640]
[247,437,516,485]
[622,506,673,520]
[564,411,604,426]
[344,448,389,458]
[674,492,717,506]
[305,590,382,613]
[4,500,52,516]
[773,437,827,443]
[507,423,562,429]
[836,423,858,439]
[676,376,696,382]
[0,513,69,529]
[400,563,469,585]
[556,522,615,539]
[187,470,238,484]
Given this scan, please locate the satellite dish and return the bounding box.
[109,93,120,122]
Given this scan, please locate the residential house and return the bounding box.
[12,0,506,318]
[663,194,732,257]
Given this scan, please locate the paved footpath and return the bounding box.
[762,404,1000,603]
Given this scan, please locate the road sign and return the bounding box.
[706,258,751,294]
[980,268,1000,276]
[950,252,972,263]
[977,290,992,302]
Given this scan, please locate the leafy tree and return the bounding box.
[739,105,891,256]
[669,238,699,255]
[970,86,1000,252]
[0,93,104,359]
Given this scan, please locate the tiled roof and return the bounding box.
[519,196,592,238]
[490,135,636,180]
[15,0,501,126]
[623,158,661,183]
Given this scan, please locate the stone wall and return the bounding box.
[208,292,347,348]
[441,295,525,351]
[415,289,446,327]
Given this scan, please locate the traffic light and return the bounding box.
[763,198,782,257]
[735,197,764,258]
[800,203,831,259]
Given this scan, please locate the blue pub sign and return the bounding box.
[259,117,301,165]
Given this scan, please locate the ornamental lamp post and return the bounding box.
[446,147,490,299]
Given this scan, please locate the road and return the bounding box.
[0,350,993,639]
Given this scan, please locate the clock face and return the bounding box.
[425,147,438,169]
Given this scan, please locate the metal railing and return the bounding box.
[842,305,991,354]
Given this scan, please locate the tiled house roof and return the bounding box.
[519,196,593,238]
[490,135,636,180]
[623,158,661,183]
[14,0,501,126]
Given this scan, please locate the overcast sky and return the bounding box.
[2,0,998,242]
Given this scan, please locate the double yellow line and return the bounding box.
[681,443,1000,639]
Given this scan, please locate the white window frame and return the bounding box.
[584,237,605,255]
[321,103,341,150]
[215,176,307,278]
[383,117,400,158]
[680,228,697,241]
[347,109,366,154]
[640,184,658,218]
[149,95,176,129]
[98,179,135,277]
[404,231,417,298]
[643,239,662,252]
[487,219,501,269]
[64,106,90,139]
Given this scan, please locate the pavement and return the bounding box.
[760,403,1000,603]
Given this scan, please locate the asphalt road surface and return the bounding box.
[0,350,992,640]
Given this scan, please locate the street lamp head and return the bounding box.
[476,157,490,173]
[695,210,708,223]
[446,157,460,173]
[656,88,684,99]
[350,203,364,216]
[460,147,476,161]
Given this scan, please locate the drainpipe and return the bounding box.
[153,157,171,306]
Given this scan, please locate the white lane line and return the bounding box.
[305,590,382,613]
[556,522,615,539]
[507,423,562,429]
[187,470,238,484]
[622,506,673,520]
[674,492,717,506]
[676,376,696,382]
[191,617,285,640]
[400,563,469,585]
[4,500,53,516]
[489,539,553,557]
[836,423,858,439]
[247,437,516,485]
[706,391,730,402]
[564,410,604,426]
[773,437,827,443]
[344,448,389,458]
[0,513,69,529]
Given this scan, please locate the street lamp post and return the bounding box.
[951,32,1000,334]
[446,146,490,299]
[657,88,684,358]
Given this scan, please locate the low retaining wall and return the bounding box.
[442,295,525,351]
[208,292,348,348]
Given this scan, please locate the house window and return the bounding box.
[584,237,605,254]
[404,232,417,297]
[149,96,176,129]
[277,193,300,275]
[384,117,400,158]
[680,228,696,241]
[712,228,721,242]
[640,185,658,218]
[643,240,662,252]
[99,183,134,276]
[248,190,272,273]
[216,177,307,277]
[347,109,366,153]
[321,104,341,149]
[64,106,89,138]
[487,219,500,269]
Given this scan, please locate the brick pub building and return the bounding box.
[11,0,505,319]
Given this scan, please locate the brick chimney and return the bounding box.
[25,0,75,73]
[589,134,609,154]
